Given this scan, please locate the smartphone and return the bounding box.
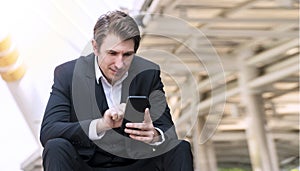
[121,96,150,134]
[124,96,150,123]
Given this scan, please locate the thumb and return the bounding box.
[117,103,126,113]
[144,108,152,123]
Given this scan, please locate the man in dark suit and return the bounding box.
[40,10,194,171]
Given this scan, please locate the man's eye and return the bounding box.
[108,51,116,55]
[124,53,133,57]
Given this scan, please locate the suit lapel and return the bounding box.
[121,56,139,103]
[82,54,108,118]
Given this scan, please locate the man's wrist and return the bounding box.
[89,119,106,140]
[150,128,161,144]
[149,127,165,146]
[96,118,109,133]
[151,130,161,143]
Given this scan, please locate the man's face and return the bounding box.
[92,34,135,84]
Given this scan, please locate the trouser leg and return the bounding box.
[162,140,194,171]
[42,138,193,171]
[42,138,91,171]
[108,140,194,171]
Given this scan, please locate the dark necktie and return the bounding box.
[95,78,108,116]
[95,78,123,134]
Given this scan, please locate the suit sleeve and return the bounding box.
[40,64,92,147]
[149,67,178,141]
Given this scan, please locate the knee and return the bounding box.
[44,138,72,150]
[43,138,74,158]
[162,140,194,170]
[177,140,191,152]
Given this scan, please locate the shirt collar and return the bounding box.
[94,55,128,86]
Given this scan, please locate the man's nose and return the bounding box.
[115,55,124,69]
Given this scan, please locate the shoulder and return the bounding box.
[53,59,77,80]
[127,56,161,85]
[55,59,76,72]
[129,55,160,72]
[54,53,94,77]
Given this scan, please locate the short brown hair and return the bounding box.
[93,11,141,52]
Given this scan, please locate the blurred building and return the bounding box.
[1,0,298,171]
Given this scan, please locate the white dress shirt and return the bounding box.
[89,56,165,145]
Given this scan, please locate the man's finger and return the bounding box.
[111,112,118,120]
[117,112,124,119]
[118,103,126,113]
[109,108,119,120]
[144,108,152,123]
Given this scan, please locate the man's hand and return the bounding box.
[124,108,161,144]
[96,103,125,133]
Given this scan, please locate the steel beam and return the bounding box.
[176,57,299,126]
[181,17,298,24]
[247,39,299,66]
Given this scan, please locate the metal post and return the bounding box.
[0,33,43,141]
[192,115,218,171]
[238,57,279,171]
[193,116,210,171]
[206,139,218,171]
[266,129,280,171]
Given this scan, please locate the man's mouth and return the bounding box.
[110,68,122,75]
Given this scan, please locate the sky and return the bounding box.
[0,0,142,170]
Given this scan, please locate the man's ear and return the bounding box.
[92,39,99,56]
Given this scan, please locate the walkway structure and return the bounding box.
[1,0,298,170]
[138,0,299,170]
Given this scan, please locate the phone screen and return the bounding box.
[124,96,150,123]
[121,96,150,134]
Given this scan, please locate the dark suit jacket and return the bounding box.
[40,53,178,162]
